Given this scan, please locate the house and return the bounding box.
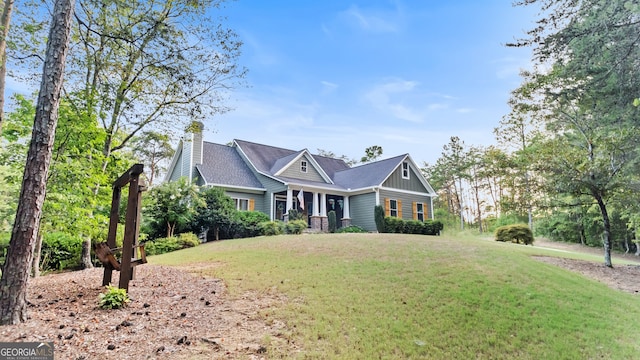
[164,124,437,232]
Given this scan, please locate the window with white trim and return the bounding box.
[389,199,398,217]
[233,198,249,211]
[402,162,410,179]
[416,202,425,221]
[301,160,308,173]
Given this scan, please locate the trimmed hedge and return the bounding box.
[495,224,534,245]
[285,220,308,234]
[260,221,285,236]
[337,225,367,233]
[382,217,443,235]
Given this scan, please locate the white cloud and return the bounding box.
[339,4,402,33]
[363,79,425,123]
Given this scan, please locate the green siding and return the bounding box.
[350,193,377,231]
[255,173,286,217]
[168,147,184,182]
[379,189,433,221]
[279,154,326,182]
[225,191,265,212]
[383,163,428,193]
[181,139,193,182]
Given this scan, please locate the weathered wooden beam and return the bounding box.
[119,173,140,291]
[112,163,144,188]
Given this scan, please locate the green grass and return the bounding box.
[150,234,640,359]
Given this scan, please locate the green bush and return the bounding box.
[337,225,367,233]
[328,211,337,233]
[177,232,200,248]
[234,211,271,238]
[41,232,83,271]
[374,205,385,233]
[286,220,308,234]
[382,217,443,235]
[0,232,9,267]
[99,285,130,309]
[144,233,200,256]
[288,209,304,221]
[383,217,405,233]
[495,224,534,245]
[260,221,285,236]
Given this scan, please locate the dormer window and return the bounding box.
[402,162,410,179]
[301,160,308,173]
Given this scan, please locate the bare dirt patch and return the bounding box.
[533,239,640,294]
[0,265,296,359]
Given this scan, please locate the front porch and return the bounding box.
[274,189,351,232]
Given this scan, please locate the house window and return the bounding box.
[402,162,410,179]
[389,199,398,217]
[416,202,425,222]
[301,160,307,173]
[233,198,249,211]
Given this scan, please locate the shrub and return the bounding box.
[41,232,83,271]
[374,205,385,233]
[337,225,367,233]
[286,220,308,234]
[260,221,284,236]
[0,232,9,268]
[383,217,405,233]
[288,209,304,221]
[422,220,444,235]
[495,224,534,245]
[328,211,337,233]
[234,211,271,238]
[177,232,200,248]
[99,285,130,309]
[404,220,423,234]
[144,233,201,256]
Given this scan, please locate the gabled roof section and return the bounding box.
[312,155,350,179]
[233,139,297,175]
[381,154,437,195]
[163,139,184,183]
[333,154,407,190]
[197,142,264,190]
[234,140,334,183]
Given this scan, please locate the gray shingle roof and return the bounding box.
[197,142,264,189]
[234,140,297,175]
[333,154,407,189]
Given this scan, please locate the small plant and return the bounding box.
[328,211,337,233]
[260,221,284,236]
[337,225,367,233]
[286,220,308,234]
[99,285,130,309]
[374,205,385,233]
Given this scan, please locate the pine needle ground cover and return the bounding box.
[151,234,640,359]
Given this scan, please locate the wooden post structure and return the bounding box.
[100,164,146,291]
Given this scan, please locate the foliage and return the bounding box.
[40,232,83,271]
[327,211,337,233]
[98,285,130,309]
[144,233,200,256]
[487,213,529,233]
[495,224,534,245]
[285,220,308,235]
[129,131,175,186]
[145,178,203,238]
[189,186,235,241]
[336,225,367,233]
[232,211,270,239]
[0,232,9,266]
[383,217,443,235]
[259,221,285,236]
[360,145,383,163]
[287,209,304,221]
[374,205,385,233]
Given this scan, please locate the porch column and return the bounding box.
[320,193,327,216]
[341,195,352,228]
[343,196,350,218]
[285,189,293,221]
[313,192,320,216]
[310,191,322,231]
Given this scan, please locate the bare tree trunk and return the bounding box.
[0,0,75,325]
[80,235,92,269]
[0,0,15,137]
[593,192,613,267]
[31,233,42,278]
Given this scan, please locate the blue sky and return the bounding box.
[208,0,538,166]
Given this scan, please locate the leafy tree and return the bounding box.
[130,131,174,186]
[0,0,15,137]
[190,186,235,241]
[145,177,202,238]
[0,0,75,325]
[360,145,383,163]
